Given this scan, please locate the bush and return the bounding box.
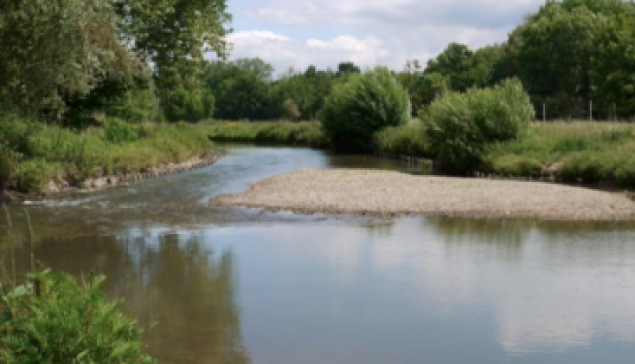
[487,155,544,177]
[14,159,51,194]
[374,121,431,157]
[104,118,139,143]
[0,270,154,363]
[423,78,534,174]
[0,143,19,192]
[319,67,411,152]
[163,88,214,122]
[560,153,607,184]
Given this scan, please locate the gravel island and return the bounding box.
[209,169,635,221]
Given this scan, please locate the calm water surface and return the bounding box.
[2,144,635,363]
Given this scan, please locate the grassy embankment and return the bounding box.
[1,115,215,196]
[205,119,635,188]
[203,121,329,147]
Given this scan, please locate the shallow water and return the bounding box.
[2,144,635,363]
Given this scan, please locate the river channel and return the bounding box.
[2,144,635,363]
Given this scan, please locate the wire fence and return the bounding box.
[534,100,634,122]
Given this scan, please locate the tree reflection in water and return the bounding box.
[1,232,250,364]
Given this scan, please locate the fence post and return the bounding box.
[543,103,546,122]
[589,100,593,121]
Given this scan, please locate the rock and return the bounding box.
[92,177,108,189]
[46,181,60,195]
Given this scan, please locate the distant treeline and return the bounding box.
[2,0,634,126]
[208,0,635,122]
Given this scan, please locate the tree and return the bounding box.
[0,0,142,121]
[320,67,411,152]
[336,62,361,77]
[205,61,270,120]
[592,14,635,117]
[514,0,635,117]
[114,0,231,118]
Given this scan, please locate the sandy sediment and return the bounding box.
[209,168,635,221]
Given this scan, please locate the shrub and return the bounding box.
[0,143,19,192]
[424,78,534,173]
[374,121,431,157]
[559,153,607,184]
[0,270,154,363]
[14,159,50,194]
[104,117,139,143]
[487,155,544,177]
[319,67,411,152]
[163,88,214,122]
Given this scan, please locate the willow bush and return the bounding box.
[423,78,534,173]
[0,270,154,363]
[319,67,411,152]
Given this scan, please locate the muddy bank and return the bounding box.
[1,152,223,203]
[210,168,635,221]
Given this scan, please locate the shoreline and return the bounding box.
[1,152,223,203]
[210,168,635,221]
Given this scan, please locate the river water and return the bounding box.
[2,144,635,363]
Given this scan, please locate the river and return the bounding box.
[2,144,635,363]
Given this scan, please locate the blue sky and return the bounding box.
[222,0,546,75]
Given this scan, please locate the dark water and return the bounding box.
[2,144,635,363]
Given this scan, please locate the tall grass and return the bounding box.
[373,120,432,157]
[486,122,635,186]
[0,114,214,194]
[203,120,328,147]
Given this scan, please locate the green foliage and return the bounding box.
[105,85,161,123]
[560,153,606,183]
[591,13,635,116]
[0,270,154,363]
[205,121,328,147]
[282,99,301,120]
[320,67,411,152]
[205,59,271,121]
[374,121,431,157]
[487,122,635,186]
[486,155,544,178]
[163,88,215,122]
[424,79,534,173]
[14,159,52,194]
[104,118,140,144]
[0,0,142,120]
[0,143,18,193]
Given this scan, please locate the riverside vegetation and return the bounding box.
[0,116,215,200]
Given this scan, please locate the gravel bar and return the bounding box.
[209,168,635,221]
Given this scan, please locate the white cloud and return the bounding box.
[225,31,392,74]
[228,0,545,72]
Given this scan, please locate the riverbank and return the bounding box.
[204,120,635,189]
[203,121,329,148]
[0,118,220,202]
[210,168,635,221]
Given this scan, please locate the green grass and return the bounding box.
[1,115,215,195]
[373,120,432,157]
[486,122,635,186]
[202,120,329,147]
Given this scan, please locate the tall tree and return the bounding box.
[515,0,635,117]
[0,0,142,120]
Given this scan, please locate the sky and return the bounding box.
[218,0,546,76]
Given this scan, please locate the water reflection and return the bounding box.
[3,232,250,364]
[2,145,635,363]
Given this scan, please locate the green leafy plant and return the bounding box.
[1,270,154,363]
[104,118,139,144]
[319,67,411,152]
[424,78,534,173]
